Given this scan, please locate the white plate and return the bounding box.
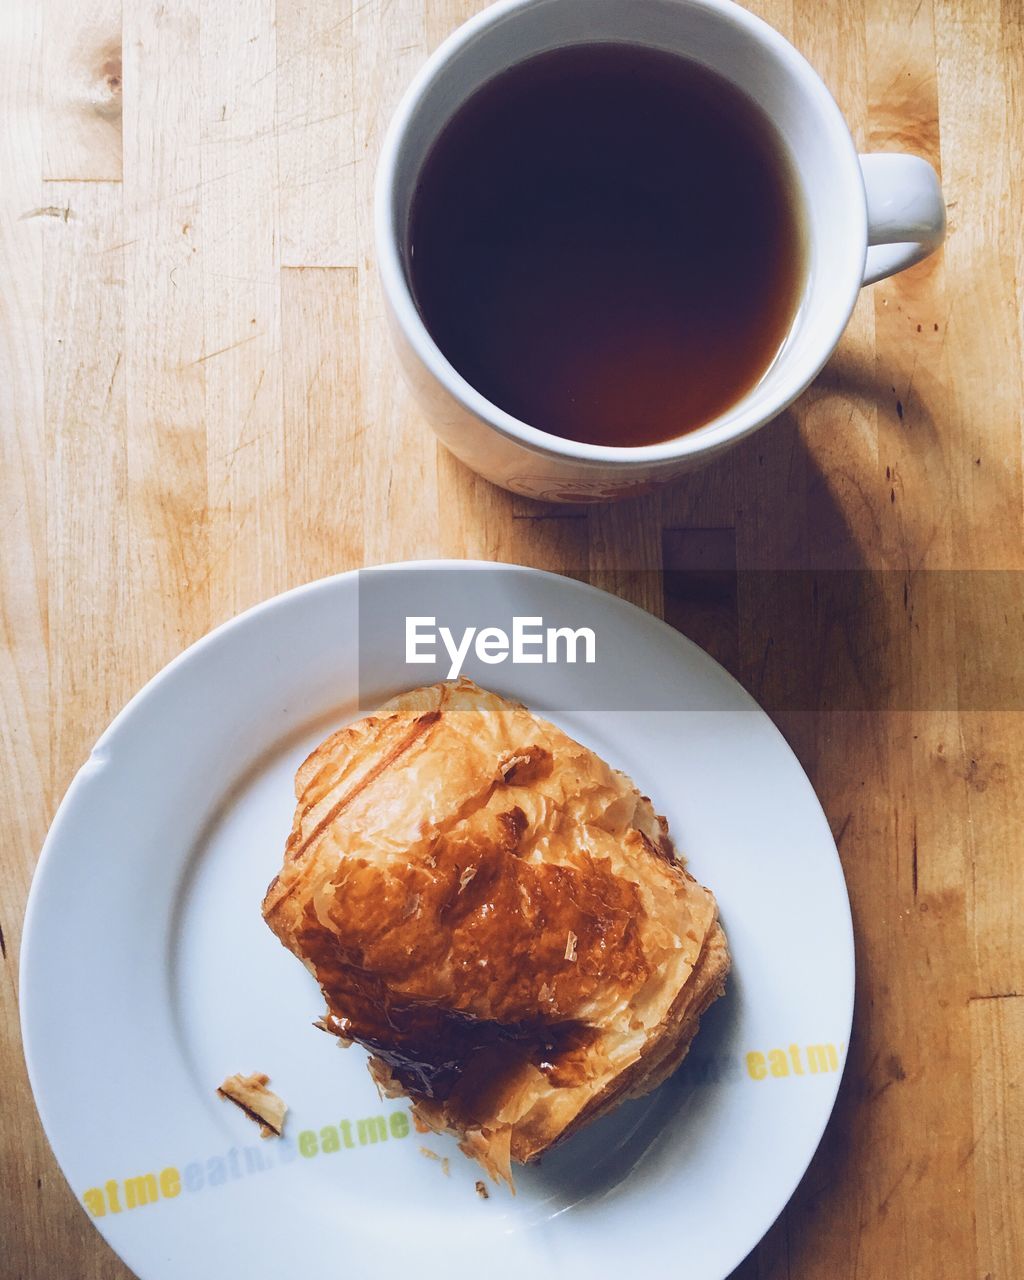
[22,562,853,1280]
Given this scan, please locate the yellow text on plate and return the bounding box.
[745,1041,847,1079]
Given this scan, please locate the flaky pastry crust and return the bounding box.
[263,679,729,1184]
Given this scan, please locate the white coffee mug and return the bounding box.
[375,0,946,503]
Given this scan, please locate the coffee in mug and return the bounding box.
[377,0,946,501]
[408,43,805,447]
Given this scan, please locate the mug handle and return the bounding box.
[858,153,946,286]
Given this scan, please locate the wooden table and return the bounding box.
[2,0,1021,1275]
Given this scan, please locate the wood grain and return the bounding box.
[281,265,365,578]
[971,994,1024,1278]
[277,0,359,268]
[200,0,287,617]
[121,0,209,685]
[43,180,129,796]
[1,1,1021,1277]
[43,0,122,182]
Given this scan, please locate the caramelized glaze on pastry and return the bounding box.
[262,679,729,1184]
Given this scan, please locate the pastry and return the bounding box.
[217,1071,287,1138]
[263,679,729,1184]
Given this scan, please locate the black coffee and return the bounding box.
[408,43,805,447]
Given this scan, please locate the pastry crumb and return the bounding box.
[419,1146,452,1176]
[475,1179,490,1199]
[217,1072,287,1138]
[564,930,578,962]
